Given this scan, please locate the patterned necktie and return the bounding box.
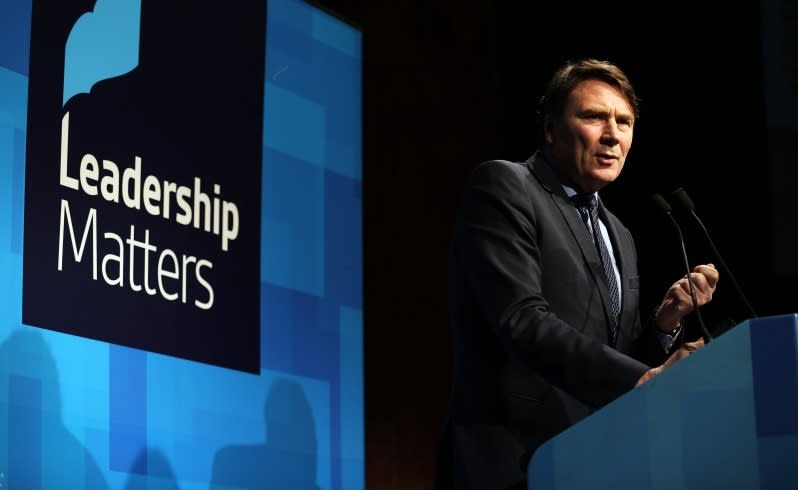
[572,193,620,343]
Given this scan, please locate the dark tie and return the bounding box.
[572,193,620,343]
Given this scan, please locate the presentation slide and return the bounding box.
[0,0,363,488]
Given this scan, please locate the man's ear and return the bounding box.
[543,117,554,146]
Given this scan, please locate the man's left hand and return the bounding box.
[655,263,719,333]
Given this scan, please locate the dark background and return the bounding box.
[315,1,795,488]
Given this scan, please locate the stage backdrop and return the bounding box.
[0,0,363,488]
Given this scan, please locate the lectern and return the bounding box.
[527,314,798,489]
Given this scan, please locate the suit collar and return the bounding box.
[526,150,568,198]
[527,150,626,345]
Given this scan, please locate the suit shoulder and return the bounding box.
[466,159,533,189]
[454,159,545,222]
[472,159,527,176]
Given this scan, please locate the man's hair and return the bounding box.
[537,58,640,132]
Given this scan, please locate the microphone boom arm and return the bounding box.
[652,193,714,344]
[672,188,758,320]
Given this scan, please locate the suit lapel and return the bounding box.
[598,201,635,339]
[596,198,627,331]
[526,152,616,338]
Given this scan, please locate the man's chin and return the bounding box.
[592,170,620,188]
[571,169,618,193]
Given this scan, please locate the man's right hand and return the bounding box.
[635,338,705,387]
[655,264,719,333]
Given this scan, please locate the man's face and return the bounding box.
[545,79,634,193]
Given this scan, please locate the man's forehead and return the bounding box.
[568,82,634,114]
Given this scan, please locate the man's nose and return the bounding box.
[601,120,620,144]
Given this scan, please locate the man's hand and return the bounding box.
[654,264,719,333]
[635,338,705,386]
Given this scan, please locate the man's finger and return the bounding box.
[693,263,719,288]
[684,338,705,351]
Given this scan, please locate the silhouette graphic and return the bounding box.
[210,378,320,490]
[0,330,109,489]
[63,0,142,103]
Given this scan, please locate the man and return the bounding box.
[435,58,718,489]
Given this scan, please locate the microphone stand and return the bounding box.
[671,188,758,320]
[652,193,714,344]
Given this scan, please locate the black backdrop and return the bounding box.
[315,1,793,488]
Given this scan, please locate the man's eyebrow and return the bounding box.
[578,107,634,119]
[576,107,609,116]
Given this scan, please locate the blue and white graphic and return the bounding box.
[23,0,266,374]
[63,0,142,104]
[0,0,363,488]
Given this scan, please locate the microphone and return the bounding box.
[651,193,713,344]
[670,188,757,320]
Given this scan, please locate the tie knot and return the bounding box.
[571,193,597,211]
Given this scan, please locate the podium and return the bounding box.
[527,314,798,489]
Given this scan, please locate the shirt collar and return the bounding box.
[541,147,597,202]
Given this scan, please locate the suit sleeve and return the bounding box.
[452,161,649,408]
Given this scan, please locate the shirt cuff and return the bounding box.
[654,325,682,353]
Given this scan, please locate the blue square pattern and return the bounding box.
[258,282,342,489]
[261,146,325,296]
[0,126,15,253]
[260,281,297,372]
[2,333,110,489]
[0,250,22,341]
[311,7,362,59]
[109,345,147,473]
[0,66,28,130]
[314,44,361,180]
[144,356,332,489]
[260,281,340,381]
[0,67,28,256]
[0,0,32,76]
[268,0,314,62]
[264,82,326,168]
[291,299,339,381]
[338,306,364,490]
[9,374,42,490]
[47,331,110,443]
[11,127,25,255]
[324,171,362,309]
[265,4,362,180]
[267,18,313,68]
[0,0,363,488]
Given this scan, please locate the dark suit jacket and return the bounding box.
[437,152,668,489]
